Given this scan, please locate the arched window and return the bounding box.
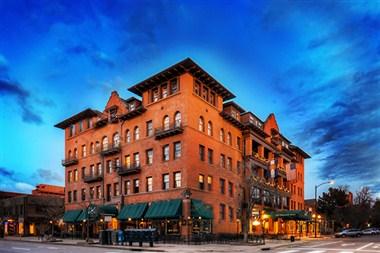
[102,136,108,151]
[227,132,232,145]
[90,142,94,154]
[174,112,181,127]
[74,148,78,158]
[134,126,140,140]
[125,129,131,143]
[95,141,100,152]
[113,132,120,147]
[220,129,225,142]
[163,115,170,130]
[199,116,204,132]
[68,150,72,159]
[207,121,213,136]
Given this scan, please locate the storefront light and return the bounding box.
[128,218,132,221]
[252,220,261,226]
[198,217,202,220]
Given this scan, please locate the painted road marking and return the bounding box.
[278,251,299,253]
[342,243,355,246]
[339,251,353,253]
[310,241,342,248]
[46,246,59,250]
[11,247,31,251]
[307,251,326,253]
[357,243,375,250]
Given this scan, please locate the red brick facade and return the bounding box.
[55,58,309,236]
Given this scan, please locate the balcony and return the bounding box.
[245,152,269,169]
[155,123,183,140]
[117,164,141,176]
[219,111,244,129]
[61,157,78,167]
[100,143,121,156]
[83,174,103,183]
[119,106,146,121]
[276,167,287,178]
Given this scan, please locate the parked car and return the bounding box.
[335,229,362,238]
[362,228,380,235]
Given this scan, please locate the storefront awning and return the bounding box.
[118,202,147,220]
[76,208,88,222]
[63,209,82,223]
[269,210,311,221]
[98,204,118,216]
[144,199,182,219]
[191,199,213,219]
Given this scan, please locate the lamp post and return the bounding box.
[314,180,334,238]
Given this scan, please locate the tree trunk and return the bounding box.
[243,209,249,242]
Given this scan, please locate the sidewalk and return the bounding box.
[2,235,323,252]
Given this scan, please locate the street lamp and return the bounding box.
[314,180,334,238]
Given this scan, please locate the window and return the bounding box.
[107,160,112,173]
[124,180,131,195]
[228,207,234,222]
[106,185,111,201]
[69,124,75,137]
[87,118,92,128]
[210,92,216,106]
[90,165,95,176]
[227,157,232,170]
[237,161,241,174]
[72,190,77,202]
[220,154,225,168]
[199,174,205,190]
[79,121,83,132]
[90,143,94,154]
[227,132,232,145]
[90,187,94,199]
[194,80,200,95]
[170,78,178,94]
[202,86,209,100]
[207,149,213,164]
[146,177,153,192]
[82,145,86,157]
[134,127,140,141]
[161,84,168,98]
[68,150,72,159]
[228,182,233,197]
[163,116,170,130]
[74,169,78,182]
[207,176,212,191]
[146,121,153,136]
[114,183,119,196]
[207,121,213,136]
[174,142,181,159]
[219,204,226,220]
[81,188,86,201]
[74,148,78,158]
[96,186,101,199]
[133,179,139,193]
[102,136,109,151]
[198,117,204,132]
[146,149,153,165]
[113,132,120,147]
[129,103,135,111]
[81,167,85,179]
[152,88,159,102]
[133,153,140,166]
[174,112,181,127]
[162,174,169,190]
[115,158,120,168]
[68,171,72,183]
[174,172,181,188]
[97,163,102,175]
[219,179,225,194]
[199,145,205,161]
[95,141,100,152]
[68,191,72,203]
[219,129,225,142]
[163,145,170,161]
[237,137,241,150]
[125,155,131,168]
[125,129,131,143]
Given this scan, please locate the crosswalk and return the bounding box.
[277,242,380,253]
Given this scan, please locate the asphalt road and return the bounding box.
[272,236,380,253]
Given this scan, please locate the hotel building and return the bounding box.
[55,58,310,239]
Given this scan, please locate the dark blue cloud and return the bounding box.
[0,167,14,178]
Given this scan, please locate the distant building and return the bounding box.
[0,184,64,236]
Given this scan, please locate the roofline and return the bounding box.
[223,101,246,113]
[290,145,311,159]
[240,111,264,123]
[128,58,235,100]
[54,108,101,129]
[123,96,141,103]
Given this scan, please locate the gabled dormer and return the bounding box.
[241,111,268,137]
[220,101,245,129]
[119,97,146,120]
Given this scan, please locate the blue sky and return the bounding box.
[0,0,379,198]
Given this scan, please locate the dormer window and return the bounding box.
[202,86,209,101]
[152,88,159,102]
[170,78,178,94]
[69,124,75,137]
[210,92,216,106]
[129,103,135,111]
[162,84,168,98]
[110,108,117,121]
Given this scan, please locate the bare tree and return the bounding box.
[354,186,373,207]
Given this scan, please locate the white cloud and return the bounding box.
[15,182,35,193]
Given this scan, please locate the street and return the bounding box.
[273,236,380,253]
[2,237,380,253]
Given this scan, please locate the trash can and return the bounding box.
[99,230,108,245]
[290,236,295,242]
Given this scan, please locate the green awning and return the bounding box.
[269,210,311,221]
[63,209,82,223]
[144,199,182,219]
[191,199,213,219]
[98,204,118,216]
[76,208,88,222]
[118,202,147,220]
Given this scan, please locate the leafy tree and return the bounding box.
[371,199,380,227]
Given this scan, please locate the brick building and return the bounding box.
[55,58,310,239]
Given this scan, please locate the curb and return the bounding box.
[260,241,308,251]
